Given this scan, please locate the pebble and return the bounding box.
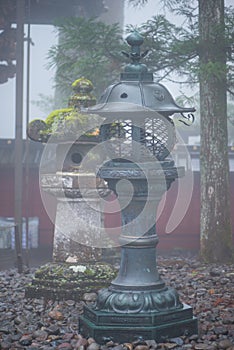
[210,269,221,277]
[218,340,234,349]
[163,343,178,349]
[19,334,33,346]
[213,326,228,335]
[0,257,233,350]
[87,342,101,350]
[48,308,64,321]
[194,344,209,350]
[134,345,149,350]
[58,342,73,349]
[83,292,98,302]
[145,340,157,349]
[65,299,75,306]
[46,324,60,335]
[124,343,133,350]
[170,337,184,346]
[33,329,48,340]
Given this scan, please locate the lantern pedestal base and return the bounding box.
[79,303,198,344]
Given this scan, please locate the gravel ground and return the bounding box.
[0,255,233,350]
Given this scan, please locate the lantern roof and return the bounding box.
[87,31,195,117]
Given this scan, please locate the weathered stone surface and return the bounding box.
[25,262,117,301]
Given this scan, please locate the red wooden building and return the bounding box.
[0,138,233,253]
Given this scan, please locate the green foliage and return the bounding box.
[126,1,233,94]
[199,62,227,82]
[127,0,149,7]
[128,14,199,85]
[48,17,127,98]
[47,2,234,101]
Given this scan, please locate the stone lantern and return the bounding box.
[26,78,116,301]
[79,32,198,343]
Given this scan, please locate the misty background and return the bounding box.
[0,0,232,139]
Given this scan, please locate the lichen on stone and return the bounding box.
[27,78,100,143]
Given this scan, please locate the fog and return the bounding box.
[0,0,232,139]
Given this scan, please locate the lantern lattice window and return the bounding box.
[100,114,175,161]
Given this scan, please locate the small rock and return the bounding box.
[58,342,73,349]
[219,340,233,349]
[14,316,26,325]
[87,338,96,345]
[223,317,234,324]
[101,346,109,350]
[65,300,75,306]
[0,327,10,334]
[195,344,209,350]
[73,336,88,348]
[219,278,230,285]
[163,343,178,350]
[182,345,193,349]
[62,333,74,341]
[112,346,125,350]
[134,345,149,350]
[210,269,221,277]
[213,326,228,335]
[132,340,147,347]
[83,293,97,302]
[11,334,21,341]
[124,343,133,350]
[0,341,12,349]
[19,334,33,346]
[196,289,207,296]
[46,325,60,335]
[77,346,86,350]
[145,340,157,349]
[170,337,184,346]
[66,256,78,263]
[87,342,101,350]
[48,335,60,341]
[33,330,48,341]
[48,309,64,321]
[189,335,199,341]
[106,340,115,347]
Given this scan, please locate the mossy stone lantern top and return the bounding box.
[68,78,96,109]
[27,77,99,143]
[27,78,101,172]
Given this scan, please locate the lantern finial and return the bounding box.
[121,31,152,81]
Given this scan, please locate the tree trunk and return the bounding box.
[199,0,233,262]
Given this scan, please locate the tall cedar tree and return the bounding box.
[199,0,233,262]
[128,0,234,262]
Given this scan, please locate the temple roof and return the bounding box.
[0,0,106,26]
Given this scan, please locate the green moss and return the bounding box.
[27,77,100,142]
[36,108,100,139]
[45,108,73,125]
[71,77,94,92]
